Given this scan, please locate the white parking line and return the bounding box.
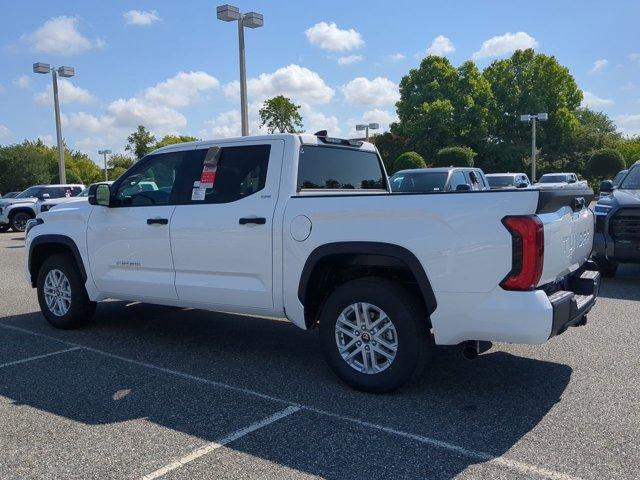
[141,405,300,480]
[0,346,81,369]
[0,323,581,480]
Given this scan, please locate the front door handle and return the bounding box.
[239,217,266,225]
[147,218,169,225]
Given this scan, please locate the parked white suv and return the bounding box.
[25,134,599,392]
[0,184,84,232]
[536,173,588,190]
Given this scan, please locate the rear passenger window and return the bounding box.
[449,171,467,190]
[297,146,386,190]
[186,145,270,204]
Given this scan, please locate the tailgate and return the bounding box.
[535,188,594,286]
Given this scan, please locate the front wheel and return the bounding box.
[0,224,9,233]
[9,212,33,232]
[319,277,431,393]
[37,253,96,329]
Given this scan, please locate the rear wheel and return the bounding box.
[37,253,96,329]
[9,211,33,232]
[319,277,431,393]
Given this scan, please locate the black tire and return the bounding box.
[0,224,9,233]
[319,277,431,393]
[37,253,96,329]
[9,211,33,232]
[596,258,618,278]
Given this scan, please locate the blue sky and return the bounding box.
[1,0,639,164]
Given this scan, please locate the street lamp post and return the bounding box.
[519,113,548,182]
[217,5,264,136]
[33,63,75,184]
[355,123,380,142]
[98,149,112,181]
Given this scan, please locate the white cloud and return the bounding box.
[64,71,219,141]
[224,64,334,105]
[123,10,161,26]
[342,77,399,107]
[0,124,10,141]
[581,91,614,109]
[37,134,55,147]
[299,103,341,136]
[34,79,95,105]
[337,55,363,66]
[347,109,398,138]
[24,16,97,55]
[144,71,219,107]
[616,114,640,136]
[13,75,30,89]
[629,53,640,63]
[473,32,538,59]
[305,21,364,51]
[384,53,405,63]
[589,59,608,74]
[425,35,455,56]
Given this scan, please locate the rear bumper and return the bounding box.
[430,262,600,346]
[547,262,600,338]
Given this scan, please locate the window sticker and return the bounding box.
[191,186,206,201]
[200,146,221,189]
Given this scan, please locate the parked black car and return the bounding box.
[593,162,640,277]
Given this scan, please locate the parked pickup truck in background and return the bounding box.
[390,167,489,192]
[0,184,84,232]
[536,172,588,190]
[25,133,599,392]
[593,161,640,277]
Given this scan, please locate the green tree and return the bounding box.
[616,136,640,167]
[259,95,303,133]
[434,146,476,167]
[0,140,57,193]
[372,132,410,173]
[154,134,198,150]
[393,56,493,159]
[585,148,625,180]
[125,125,156,160]
[393,151,426,173]
[483,49,582,164]
[107,154,135,180]
[65,151,103,185]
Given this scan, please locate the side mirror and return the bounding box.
[456,184,472,191]
[599,180,614,193]
[37,193,50,200]
[88,183,111,207]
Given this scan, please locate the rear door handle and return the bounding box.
[239,217,266,225]
[147,218,168,225]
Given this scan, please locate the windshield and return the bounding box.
[619,166,640,190]
[390,172,449,192]
[613,170,627,186]
[15,186,43,198]
[77,188,89,197]
[539,175,567,183]
[487,176,516,187]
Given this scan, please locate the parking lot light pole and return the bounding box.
[217,5,263,137]
[355,123,380,142]
[98,149,112,181]
[33,63,75,184]
[519,113,548,182]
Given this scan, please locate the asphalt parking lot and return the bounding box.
[0,232,638,480]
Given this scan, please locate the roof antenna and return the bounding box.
[314,130,327,137]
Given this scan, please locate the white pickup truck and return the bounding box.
[25,133,599,392]
[536,173,589,190]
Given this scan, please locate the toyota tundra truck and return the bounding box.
[24,133,599,392]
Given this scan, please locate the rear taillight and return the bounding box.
[501,215,544,290]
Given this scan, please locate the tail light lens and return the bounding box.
[501,215,544,290]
